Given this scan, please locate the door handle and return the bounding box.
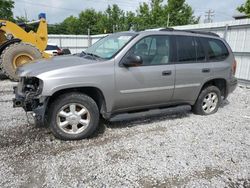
[162,70,172,76]
[202,68,210,73]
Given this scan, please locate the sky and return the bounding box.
[13,0,245,24]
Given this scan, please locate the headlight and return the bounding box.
[6,33,13,40]
[22,77,43,95]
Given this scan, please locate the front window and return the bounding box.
[85,33,136,59]
[125,35,173,65]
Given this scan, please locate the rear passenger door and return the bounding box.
[200,37,230,80]
[173,35,212,103]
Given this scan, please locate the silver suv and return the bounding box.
[13,29,237,140]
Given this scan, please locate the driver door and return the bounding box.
[113,35,175,111]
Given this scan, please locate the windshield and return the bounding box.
[84,33,136,59]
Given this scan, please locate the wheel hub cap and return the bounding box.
[202,92,218,114]
[67,114,80,125]
[13,53,33,69]
[56,103,90,134]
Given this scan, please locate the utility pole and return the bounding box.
[167,13,170,27]
[87,28,91,47]
[24,9,28,22]
[205,9,215,23]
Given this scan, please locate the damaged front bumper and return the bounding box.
[13,86,49,127]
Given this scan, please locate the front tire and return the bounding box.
[192,86,221,115]
[48,93,100,140]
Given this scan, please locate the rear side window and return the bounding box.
[176,36,205,62]
[201,38,229,61]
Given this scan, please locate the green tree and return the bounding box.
[124,11,136,31]
[78,9,104,34]
[238,0,250,16]
[61,16,80,34]
[48,0,199,34]
[48,24,63,34]
[151,0,165,27]
[104,4,125,33]
[166,0,199,26]
[48,16,80,35]
[136,2,152,30]
[136,0,198,30]
[0,0,14,20]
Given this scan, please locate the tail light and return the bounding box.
[232,59,237,75]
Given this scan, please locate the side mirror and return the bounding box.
[122,55,143,67]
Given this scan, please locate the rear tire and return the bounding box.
[192,86,221,115]
[48,93,100,140]
[0,43,42,81]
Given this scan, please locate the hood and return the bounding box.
[17,55,97,77]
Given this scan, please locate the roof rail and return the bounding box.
[158,28,175,31]
[159,28,220,37]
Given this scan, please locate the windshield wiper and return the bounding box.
[76,51,86,57]
[85,52,102,59]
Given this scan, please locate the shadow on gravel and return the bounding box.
[220,99,230,108]
[0,105,191,154]
[0,72,8,80]
[0,125,52,148]
[108,105,191,129]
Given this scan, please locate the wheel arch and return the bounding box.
[200,78,227,98]
[47,86,108,117]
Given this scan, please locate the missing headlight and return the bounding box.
[23,77,43,95]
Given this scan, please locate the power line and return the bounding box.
[15,0,83,12]
[194,8,233,18]
[15,0,141,12]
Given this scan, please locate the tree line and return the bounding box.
[1,0,250,35]
[48,0,199,35]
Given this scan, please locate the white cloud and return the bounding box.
[13,0,245,24]
[187,0,244,22]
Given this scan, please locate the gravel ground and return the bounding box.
[0,78,249,188]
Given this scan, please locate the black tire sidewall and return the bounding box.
[193,86,221,115]
[49,93,100,140]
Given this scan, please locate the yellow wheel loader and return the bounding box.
[0,13,49,81]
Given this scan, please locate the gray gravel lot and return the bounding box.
[0,78,249,188]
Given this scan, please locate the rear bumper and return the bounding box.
[13,86,48,126]
[225,78,237,98]
[228,78,238,93]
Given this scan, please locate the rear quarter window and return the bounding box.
[176,36,205,63]
[201,38,229,61]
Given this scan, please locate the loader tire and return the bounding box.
[0,43,42,81]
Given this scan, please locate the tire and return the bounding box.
[192,86,221,115]
[0,43,42,81]
[48,92,100,140]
